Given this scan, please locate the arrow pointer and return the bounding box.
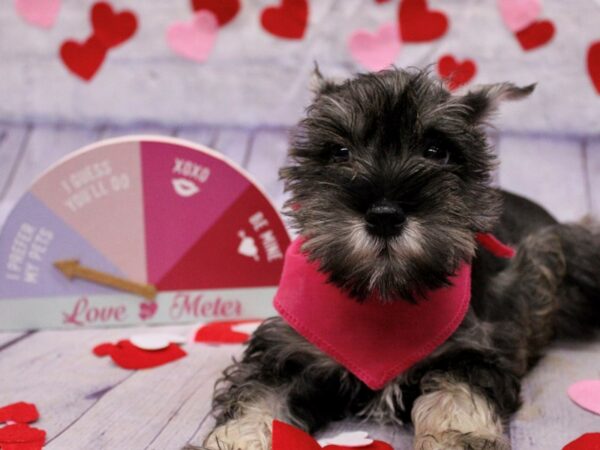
[54,259,157,301]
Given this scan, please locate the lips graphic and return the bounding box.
[172,178,200,197]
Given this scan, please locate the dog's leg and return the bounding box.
[411,373,509,450]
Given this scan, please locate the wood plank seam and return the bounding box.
[43,371,137,445]
[0,123,32,202]
[0,330,37,352]
[581,139,594,216]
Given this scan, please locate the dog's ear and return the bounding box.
[310,63,340,97]
[460,82,535,123]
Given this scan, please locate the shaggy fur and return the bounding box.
[192,68,600,450]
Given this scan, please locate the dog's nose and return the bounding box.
[365,199,406,237]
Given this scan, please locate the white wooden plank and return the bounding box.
[586,139,600,217]
[99,124,177,140]
[510,340,600,449]
[212,128,253,169]
[46,341,242,450]
[0,124,29,200]
[173,126,218,152]
[497,136,589,222]
[246,129,290,212]
[2,125,102,215]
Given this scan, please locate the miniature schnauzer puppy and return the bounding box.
[197,68,600,450]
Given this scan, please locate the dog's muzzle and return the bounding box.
[365,199,406,237]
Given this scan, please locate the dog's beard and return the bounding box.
[299,211,477,302]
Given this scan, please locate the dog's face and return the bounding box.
[281,68,533,301]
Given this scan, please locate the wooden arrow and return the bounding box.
[54,259,157,300]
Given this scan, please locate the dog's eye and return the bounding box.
[423,145,450,164]
[332,147,350,162]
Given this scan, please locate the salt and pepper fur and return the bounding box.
[195,68,600,450]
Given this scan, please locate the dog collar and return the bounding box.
[274,237,472,390]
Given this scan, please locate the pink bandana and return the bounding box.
[274,238,477,390]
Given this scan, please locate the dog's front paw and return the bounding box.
[414,431,510,450]
[202,420,272,450]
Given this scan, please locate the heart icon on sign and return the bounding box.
[139,301,158,321]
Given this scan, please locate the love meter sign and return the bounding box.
[0,136,290,330]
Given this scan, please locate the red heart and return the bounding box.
[191,0,240,26]
[0,424,46,450]
[261,0,309,40]
[515,19,555,51]
[398,0,448,42]
[437,55,477,91]
[139,301,158,321]
[93,339,186,370]
[91,1,138,49]
[563,433,600,450]
[0,402,39,424]
[271,421,394,450]
[194,320,261,344]
[59,36,107,81]
[587,41,600,95]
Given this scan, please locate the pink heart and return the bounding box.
[498,0,541,33]
[166,10,219,62]
[348,23,401,72]
[15,0,61,28]
[567,380,600,415]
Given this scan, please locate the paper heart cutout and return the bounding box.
[0,402,39,424]
[191,0,240,26]
[563,433,600,450]
[272,421,393,450]
[498,0,541,33]
[261,0,309,40]
[567,379,600,415]
[15,0,61,28]
[398,0,448,42]
[515,19,555,51]
[167,11,219,62]
[91,1,138,49]
[130,333,186,351]
[318,431,373,447]
[437,55,477,91]
[139,301,158,321]
[348,23,401,72]
[194,319,263,344]
[587,41,600,94]
[93,339,187,370]
[59,36,107,81]
[0,423,46,450]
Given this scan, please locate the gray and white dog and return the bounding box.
[196,68,600,450]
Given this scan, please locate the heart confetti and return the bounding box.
[91,1,137,48]
[0,423,46,450]
[0,402,39,424]
[261,0,309,40]
[130,333,187,351]
[191,0,241,26]
[60,36,107,81]
[167,11,219,62]
[567,379,600,415]
[398,0,448,43]
[498,0,541,33]
[194,319,263,344]
[93,339,187,370]
[272,421,393,450]
[587,41,600,94]
[348,23,401,72]
[59,1,138,81]
[437,54,477,90]
[15,0,61,29]
[563,433,600,450]
[515,19,555,51]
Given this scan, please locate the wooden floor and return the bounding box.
[0,122,599,449]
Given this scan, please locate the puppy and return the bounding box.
[197,68,600,450]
